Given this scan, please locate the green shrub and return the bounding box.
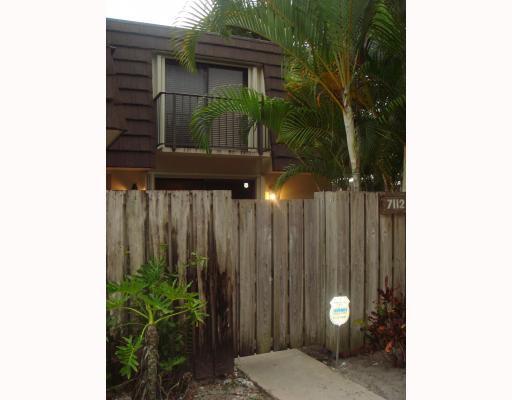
[107,254,207,399]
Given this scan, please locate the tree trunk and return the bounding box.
[342,103,361,191]
[135,325,160,400]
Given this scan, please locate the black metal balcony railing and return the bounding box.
[155,92,269,154]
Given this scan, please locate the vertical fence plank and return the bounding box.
[325,192,338,353]
[106,191,126,283]
[106,191,127,335]
[304,199,321,344]
[125,190,146,274]
[288,200,304,349]
[168,191,194,376]
[147,191,169,261]
[238,200,256,355]
[212,191,235,375]
[379,202,393,291]
[169,191,192,279]
[315,192,327,346]
[350,192,365,350]
[190,191,213,379]
[336,191,351,352]
[273,201,289,350]
[393,214,406,297]
[256,200,272,353]
[232,200,240,355]
[365,193,380,320]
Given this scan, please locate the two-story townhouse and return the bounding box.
[106,18,325,199]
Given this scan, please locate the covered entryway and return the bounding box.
[154,177,256,199]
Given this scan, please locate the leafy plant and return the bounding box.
[360,277,405,367]
[116,336,144,379]
[107,255,207,400]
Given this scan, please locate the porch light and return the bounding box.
[243,182,250,189]
[265,191,277,201]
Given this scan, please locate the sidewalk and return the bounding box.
[236,349,386,400]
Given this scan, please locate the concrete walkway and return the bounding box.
[236,349,386,400]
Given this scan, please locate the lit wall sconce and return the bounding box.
[265,191,277,201]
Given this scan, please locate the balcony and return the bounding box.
[155,92,270,155]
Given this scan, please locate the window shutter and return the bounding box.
[165,63,207,146]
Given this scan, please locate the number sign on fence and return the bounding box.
[380,193,406,214]
[107,190,406,377]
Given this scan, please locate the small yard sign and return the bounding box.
[379,193,406,215]
[329,296,350,326]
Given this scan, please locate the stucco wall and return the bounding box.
[263,173,330,200]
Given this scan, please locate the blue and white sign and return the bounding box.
[329,296,350,326]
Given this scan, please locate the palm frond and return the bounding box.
[190,86,291,151]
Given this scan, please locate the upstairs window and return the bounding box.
[164,61,247,147]
[154,56,267,151]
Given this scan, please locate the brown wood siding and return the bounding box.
[107,18,294,170]
[106,46,127,137]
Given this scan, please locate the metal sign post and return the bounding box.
[336,326,340,366]
[329,296,350,367]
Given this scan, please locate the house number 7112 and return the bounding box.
[380,194,406,215]
[387,198,405,209]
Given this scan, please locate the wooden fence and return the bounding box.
[107,190,405,376]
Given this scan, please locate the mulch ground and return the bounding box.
[181,367,273,400]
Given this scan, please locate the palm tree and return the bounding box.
[173,0,404,191]
[363,0,406,190]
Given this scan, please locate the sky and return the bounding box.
[106,0,193,26]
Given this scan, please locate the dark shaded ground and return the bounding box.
[184,367,273,400]
[110,367,272,400]
[301,345,405,400]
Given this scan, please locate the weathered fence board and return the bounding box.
[325,192,339,353]
[380,213,393,290]
[350,192,365,350]
[272,201,289,351]
[315,192,327,347]
[106,191,125,282]
[304,199,321,344]
[190,191,213,379]
[393,214,406,296]
[337,191,351,352]
[169,191,192,280]
[232,201,240,355]
[211,191,235,375]
[238,200,256,356]
[365,193,380,318]
[107,190,406,369]
[125,190,146,274]
[147,191,169,261]
[256,201,272,353]
[288,200,304,348]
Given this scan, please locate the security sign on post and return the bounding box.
[330,296,350,326]
[329,296,350,366]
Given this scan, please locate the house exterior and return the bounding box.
[106,18,323,199]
